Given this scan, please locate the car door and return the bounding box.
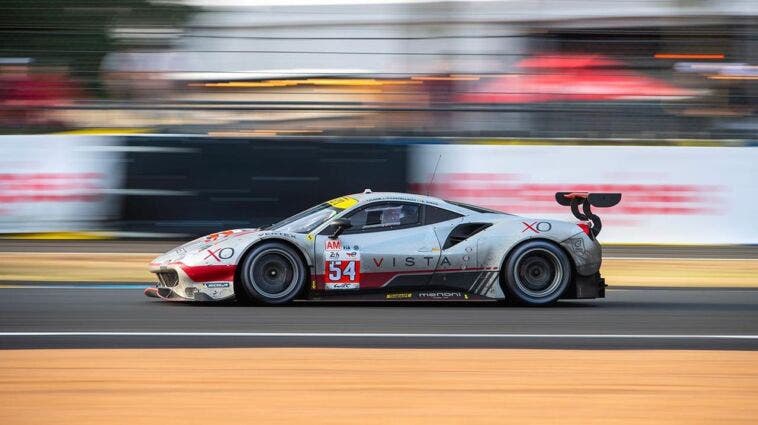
[314,202,441,292]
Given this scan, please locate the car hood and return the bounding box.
[150,228,260,266]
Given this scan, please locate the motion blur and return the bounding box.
[0,2,757,424]
[1,0,755,138]
[0,0,755,238]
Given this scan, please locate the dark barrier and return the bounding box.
[120,137,409,236]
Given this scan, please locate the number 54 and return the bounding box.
[328,261,357,282]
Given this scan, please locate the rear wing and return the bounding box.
[555,192,621,237]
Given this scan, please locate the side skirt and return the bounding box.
[307,287,496,302]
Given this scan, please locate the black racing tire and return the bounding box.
[237,242,306,305]
[502,240,571,306]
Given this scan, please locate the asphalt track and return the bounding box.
[1,286,757,350]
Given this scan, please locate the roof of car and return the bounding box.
[341,191,510,216]
[347,191,444,205]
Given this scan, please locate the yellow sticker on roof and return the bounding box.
[327,196,358,209]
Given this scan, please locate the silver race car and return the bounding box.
[146,190,620,306]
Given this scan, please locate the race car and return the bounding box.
[146,190,620,306]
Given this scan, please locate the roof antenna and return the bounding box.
[426,154,442,196]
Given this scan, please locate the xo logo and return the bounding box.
[521,221,552,234]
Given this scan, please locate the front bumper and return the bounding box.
[147,263,236,302]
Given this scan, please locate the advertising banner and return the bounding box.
[0,135,124,233]
[409,144,758,244]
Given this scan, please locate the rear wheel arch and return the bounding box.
[499,237,575,270]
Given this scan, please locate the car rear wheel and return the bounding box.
[502,240,571,306]
[238,242,306,305]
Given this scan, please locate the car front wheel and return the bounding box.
[238,242,306,305]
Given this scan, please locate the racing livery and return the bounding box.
[146,190,620,306]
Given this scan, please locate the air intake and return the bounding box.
[443,223,492,249]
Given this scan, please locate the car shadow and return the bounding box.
[150,298,599,309]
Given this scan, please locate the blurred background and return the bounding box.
[0,0,756,243]
[2,5,756,423]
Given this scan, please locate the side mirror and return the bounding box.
[328,218,352,239]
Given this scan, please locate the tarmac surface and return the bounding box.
[2,286,756,350]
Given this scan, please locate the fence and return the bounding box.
[1,135,755,244]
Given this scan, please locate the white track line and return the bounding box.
[0,332,756,339]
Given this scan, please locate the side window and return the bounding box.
[345,202,421,233]
[424,205,463,225]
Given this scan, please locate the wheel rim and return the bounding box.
[513,248,563,298]
[248,248,300,298]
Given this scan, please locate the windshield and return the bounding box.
[267,203,343,233]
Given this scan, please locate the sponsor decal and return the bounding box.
[258,231,297,239]
[370,196,440,206]
[522,221,552,234]
[371,256,437,268]
[570,237,586,254]
[203,229,258,243]
[204,247,234,262]
[326,196,358,209]
[204,282,230,288]
[417,291,465,300]
[386,293,412,299]
[204,230,235,242]
[325,282,360,290]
